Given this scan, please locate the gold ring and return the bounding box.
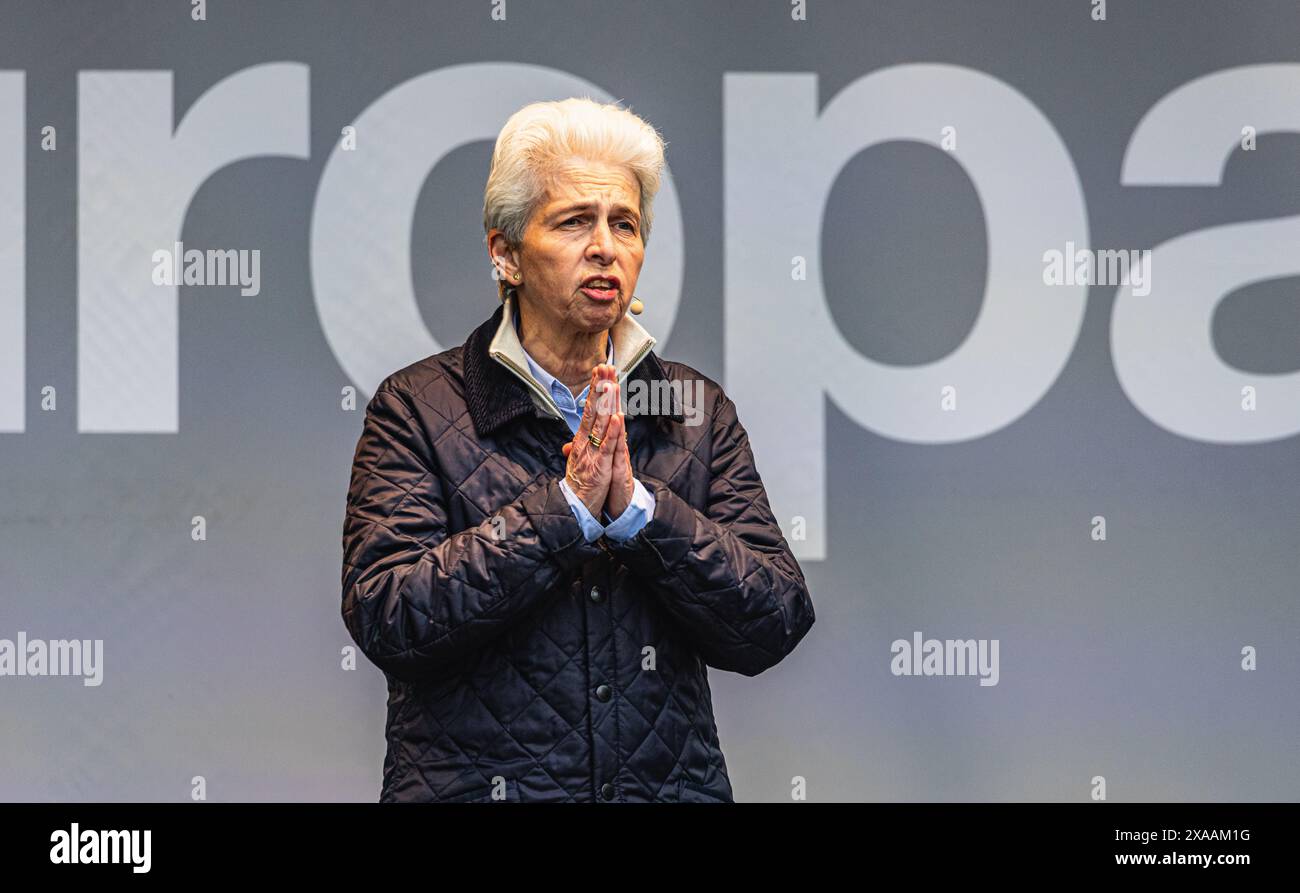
[588,433,604,448]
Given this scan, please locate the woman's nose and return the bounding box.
[587,219,614,257]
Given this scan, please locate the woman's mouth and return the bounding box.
[580,277,620,302]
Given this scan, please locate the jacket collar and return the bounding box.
[463,293,685,437]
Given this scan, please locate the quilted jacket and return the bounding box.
[341,295,815,802]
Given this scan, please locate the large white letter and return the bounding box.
[311,62,682,399]
[0,73,22,432]
[726,66,1088,559]
[1117,64,1300,443]
[78,63,309,432]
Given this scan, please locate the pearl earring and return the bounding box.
[629,295,644,314]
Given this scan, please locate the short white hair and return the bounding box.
[483,96,667,301]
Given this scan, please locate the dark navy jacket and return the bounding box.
[341,299,815,802]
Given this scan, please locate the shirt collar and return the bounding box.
[467,298,684,435]
[513,303,615,405]
[479,292,673,430]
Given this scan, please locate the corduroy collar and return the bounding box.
[463,294,685,437]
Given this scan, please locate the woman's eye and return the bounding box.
[562,216,634,233]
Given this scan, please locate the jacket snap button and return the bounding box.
[595,684,612,701]
[600,783,616,801]
[589,586,604,603]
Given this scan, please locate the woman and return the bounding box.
[341,97,815,803]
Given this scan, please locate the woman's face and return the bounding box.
[510,158,645,336]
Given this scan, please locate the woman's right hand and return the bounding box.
[562,363,624,519]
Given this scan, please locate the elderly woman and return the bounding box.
[341,97,814,803]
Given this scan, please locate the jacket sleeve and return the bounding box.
[341,381,601,682]
[604,392,815,676]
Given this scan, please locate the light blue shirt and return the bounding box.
[514,314,655,543]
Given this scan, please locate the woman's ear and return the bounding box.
[487,231,521,285]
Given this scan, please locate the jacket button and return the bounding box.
[600,783,616,801]
[595,684,612,701]
[589,586,604,603]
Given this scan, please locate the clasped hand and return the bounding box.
[561,364,634,522]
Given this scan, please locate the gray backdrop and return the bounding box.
[2,0,1297,801]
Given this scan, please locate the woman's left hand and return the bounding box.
[605,407,633,520]
[562,373,633,520]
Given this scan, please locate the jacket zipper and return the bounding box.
[620,339,654,388]
[490,351,565,421]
